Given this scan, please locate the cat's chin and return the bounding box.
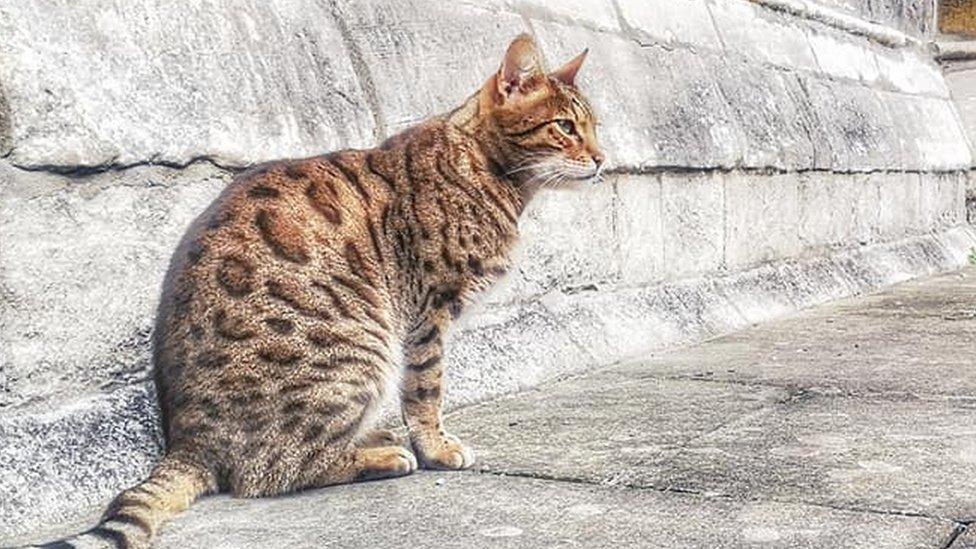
[551,177,597,192]
[567,171,603,185]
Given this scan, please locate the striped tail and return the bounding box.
[36,453,215,549]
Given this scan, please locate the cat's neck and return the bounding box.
[445,90,538,206]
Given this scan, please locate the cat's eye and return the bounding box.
[555,119,576,135]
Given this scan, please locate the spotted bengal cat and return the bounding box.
[43,33,604,548]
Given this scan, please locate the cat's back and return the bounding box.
[157,152,390,313]
[151,151,401,426]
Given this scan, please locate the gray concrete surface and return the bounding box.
[449,270,976,523]
[14,265,975,548]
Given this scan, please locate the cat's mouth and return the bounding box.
[507,159,603,187]
[566,167,603,184]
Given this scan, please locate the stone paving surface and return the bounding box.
[20,267,976,548]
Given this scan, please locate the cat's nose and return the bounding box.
[591,151,605,170]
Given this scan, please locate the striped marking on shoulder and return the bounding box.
[330,156,372,205]
[332,274,382,308]
[313,281,354,320]
[362,307,391,332]
[436,158,507,235]
[309,355,373,371]
[364,153,397,193]
[306,179,343,225]
[363,327,389,346]
[366,221,387,267]
[343,241,375,283]
[480,183,518,225]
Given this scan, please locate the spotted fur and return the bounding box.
[40,33,603,549]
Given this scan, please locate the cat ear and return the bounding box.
[550,49,588,86]
[496,33,546,101]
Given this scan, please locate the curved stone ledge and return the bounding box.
[0,0,965,174]
[3,163,967,414]
[748,0,923,47]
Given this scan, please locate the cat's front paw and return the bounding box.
[412,433,476,470]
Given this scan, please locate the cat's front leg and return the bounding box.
[401,316,475,470]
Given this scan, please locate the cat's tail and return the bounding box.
[34,452,215,549]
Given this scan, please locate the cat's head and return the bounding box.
[477,34,605,188]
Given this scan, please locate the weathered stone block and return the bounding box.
[707,0,820,72]
[539,280,736,365]
[616,0,722,49]
[0,162,228,408]
[874,46,949,98]
[850,173,883,244]
[724,173,801,269]
[661,172,725,277]
[516,183,620,294]
[334,0,526,135]
[968,170,976,224]
[533,21,743,170]
[945,68,976,152]
[887,95,973,171]
[513,0,620,31]
[876,172,922,239]
[448,300,595,407]
[712,59,819,170]
[800,78,903,171]
[615,174,665,286]
[0,0,374,169]
[812,0,935,37]
[797,172,857,251]
[919,172,967,231]
[0,384,161,541]
[805,25,881,85]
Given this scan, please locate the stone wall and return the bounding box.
[816,0,936,36]
[1,0,973,542]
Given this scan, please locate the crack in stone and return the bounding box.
[11,155,241,179]
[471,467,969,527]
[604,164,970,178]
[940,524,969,549]
[653,372,976,406]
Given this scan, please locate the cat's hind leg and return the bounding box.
[358,428,408,448]
[295,443,417,489]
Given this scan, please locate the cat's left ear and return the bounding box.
[496,33,547,102]
[550,49,589,87]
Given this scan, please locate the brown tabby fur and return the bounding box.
[45,33,603,548]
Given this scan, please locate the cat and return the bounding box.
[40,33,603,549]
